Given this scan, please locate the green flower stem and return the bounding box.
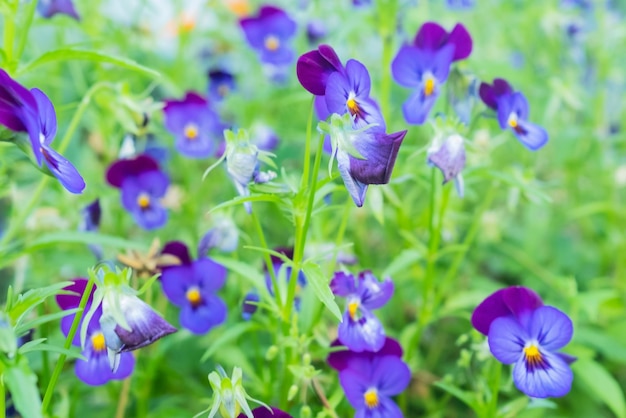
[300,98,315,194]
[14,0,38,63]
[41,277,95,414]
[0,82,114,251]
[251,210,283,312]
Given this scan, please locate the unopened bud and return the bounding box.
[287,384,298,401]
[265,345,279,361]
[300,405,311,418]
[303,353,311,366]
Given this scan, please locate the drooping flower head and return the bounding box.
[327,338,410,418]
[479,78,549,150]
[0,70,85,193]
[56,279,134,385]
[239,6,297,66]
[163,92,224,158]
[330,270,394,352]
[427,132,466,196]
[472,286,575,398]
[198,215,240,255]
[391,22,472,124]
[37,0,80,20]
[205,366,270,418]
[160,241,228,334]
[207,69,237,102]
[106,154,169,230]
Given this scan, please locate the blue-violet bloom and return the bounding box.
[241,291,260,321]
[106,154,169,230]
[161,241,228,334]
[391,22,472,124]
[37,0,80,20]
[239,6,297,66]
[208,69,236,102]
[238,407,292,418]
[80,198,103,260]
[330,271,394,352]
[479,78,549,150]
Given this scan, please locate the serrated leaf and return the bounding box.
[17,48,160,79]
[572,358,626,418]
[301,262,342,321]
[8,282,73,324]
[4,364,43,418]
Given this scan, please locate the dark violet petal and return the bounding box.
[56,278,90,311]
[330,271,357,297]
[471,286,543,335]
[81,199,101,231]
[326,337,403,372]
[161,241,192,265]
[0,107,26,132]
[179,295,227,334]
[478,82,498,110]
[238,407,293,418]
[428,134,466,183]
[512,118,549,151]
[296,45,344,95]
[492,78,514,98]
[414,22,447,50]
[391,45,423,88]
[447,23,473,61]
[529,306,573,351]
[372,355,411,396]
[378,337,404,358]
[338,309,386,352]
[194,258,228,292]
[358,272,393,309]
[40,145,86,194]
[105,155,160,188]
[161,264,195,306]
[349,130,406,185]
[31,88,57,143]
[0,69,38,111]
[336,149,368,207]
[402,87,439,125]
[242,291,260,320]
[487,316,528,364]
[512,350,573,398]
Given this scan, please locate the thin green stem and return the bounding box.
[421,168,440,319]
[251,210,282,312]
[300,98,315,193]
[41,277,94,414]
[115,372,133,418]
[14,0,38,62]
[2,1,17,70]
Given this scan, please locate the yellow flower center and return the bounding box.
[364,388,379,409]
[524,344,543,367]
[186,286,202,306]
[264,35,280,51]
[508,118,518,129]
[184,123,199,140]
[137,193,150,209]
[424,77,435,96]
[346,97,360,117]
[91,332,106,352]
[348,301,359,320]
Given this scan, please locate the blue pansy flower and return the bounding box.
[239,6,297,66]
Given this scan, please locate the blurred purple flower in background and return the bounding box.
[479,78,549,150]
[391,22,472,124]
[472,286,575,398]
[161,241,228,334]
[80,198,103,260]
[207,69,236,102]
[237,407,293,418]
[56,279,135,385]
[241,291,260,320]
[330,271,393,352]
[306,20,327,45]
[0,70,85,193]
[239,6,297,66]
[163,92,224,158]
[264,247,307,311]
[37,0,80,20]
[106,154,169,230]
[427,133,466,196]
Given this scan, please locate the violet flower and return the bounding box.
[241,291,260,321]
[427,133,466,196]
[391,22,472,124]
[330,271,394,352]
[239,6,297,66]
[479,78,549,150]
[472,286,575,398]
[37,0,80,20]
[327,337,404,372]
[163,92,224,158]
[105,154,169,230]
[306,20,326,45]
[297,44,344,96]
[207,69,236,102]
[160,241,227,334]
[80,198,103,260]
[238,407,293,418]
[56,279,134,385]
[0,70,85,193]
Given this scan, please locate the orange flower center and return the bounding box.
[364,388,379,409]
[184,123,199,140]
[137,193,150,209]
[91,332,106,352]
[424,76,435,96]
[524,344,543,368]
[348,301,359,320]
[264,35,280,51]
[186,287,202,306]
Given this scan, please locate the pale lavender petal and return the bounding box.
[529,306,573,351]
[358,272,393,309]
[487,316,528,364]
[512,119,549,151]
[513,350,573,398]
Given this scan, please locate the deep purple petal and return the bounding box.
[327,337,403,371]
[557,352,577,365]
[330,271,357,297]
[238,407,293,418]
[180,295,227,334]
[414,22,448,50]
[372,355,411,396]
[512,350,573,398]
[529,306,573,351]
[40,145,85,194]
[106,155,160,188]
[478,82,498,110]
[447,23,473,61]
[358,272,393,309]
[242,291,260,320]
[471,286,543,335]
[338,309,385,352]
[296,45,344,95]
[161,241,192,265]
[349,129,406,186]
[487,316,528,364]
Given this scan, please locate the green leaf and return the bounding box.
[0,323,17,356]
[381,249,421,278]
[15,308,79,336]
[572,358,626,418]
[433,381,480,413]
[4,363,43,418]
[301,262,342,321]
[208,194,283,213]
[17,48,161,79]
[24,231,149,252]
[200,322,260,362]
[8,282,73,325]
[18,340,84,359]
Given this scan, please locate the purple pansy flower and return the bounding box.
[330,271,394,352]
[479,78,549,150]
[56,279,135,385]
[207,69,236,102]
[427,133,466,196]
[238,407,293,418]
[80,199,103,260]
[241,291,260,320]
[106,154,169,230]
[297,45,344,96]
[0,70,85,193]
[163,92,224,158]
[306,20,326,45]
[160,241,227,334]
[239,6,297,66]
[37,0,80,20]
[327,337,403,371]
[391,22,472,124]
[472,286,575,398]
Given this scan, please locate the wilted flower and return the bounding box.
[160,241,227,334]
[472,286,575,398]
[239,6,297,66]
[205,366,270,418]
[427,133,466,196]
[37,0,79,20]
[117,238,180,279]
[479,78,549,150]
[208,69,236,102]
[105,154,169,230]
[330,271,393,352]
[56,279,135,385]
[0,70,85,193]
[391,22,472,124]
[163,92,224,158]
